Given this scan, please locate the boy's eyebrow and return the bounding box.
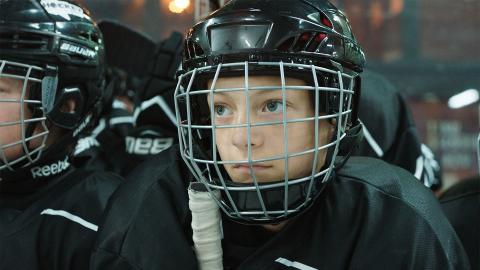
[211,88,283,98]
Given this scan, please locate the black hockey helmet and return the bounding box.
[0,0,107,175]
[184,0,365,72]
[175,0,365,224]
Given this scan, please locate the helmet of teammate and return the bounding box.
[0,0,106,177]
[175,0,365,224]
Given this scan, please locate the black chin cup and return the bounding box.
[219,175,326,225]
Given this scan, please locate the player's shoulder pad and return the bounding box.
[91,144,191,263]
[64,168,124,203]
[333,157,471,270]
[336,156,437,208]
[439,176,480,203]
[99,144,188,223]
[124,143,184,185]
[70,167,124,186]
[335,157,457,244]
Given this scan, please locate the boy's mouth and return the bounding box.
[232,164,273,173]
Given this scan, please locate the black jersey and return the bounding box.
[0,163,122,270]
[357,70,442,190]
[74,102,177,177]
[90,146,196,270]
[90,146,469,270]
[439,177,480,270]
[74,21,182,177]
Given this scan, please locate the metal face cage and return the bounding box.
[0,60,49,172]
[175,61,355,223]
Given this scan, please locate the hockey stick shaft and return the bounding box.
[188,182,223,270]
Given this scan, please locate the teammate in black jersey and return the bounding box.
[438,136,480,269]
[357,70,442,190]
[91,0,470,269]
[74,21,183,176]
[439,176,480,270]
[0,1,122,269]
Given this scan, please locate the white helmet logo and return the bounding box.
[60,42,96,59]
[40,0,90,21]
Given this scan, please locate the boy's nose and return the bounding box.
[231,111,263,151]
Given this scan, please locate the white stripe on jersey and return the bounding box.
[109,116,135,126]
[360,121,384,157]
[40,209,98,231]
[414,155,424,180]
[275,257,318,270]
[133,96,177,126]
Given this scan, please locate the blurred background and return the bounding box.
[78,0,479,190]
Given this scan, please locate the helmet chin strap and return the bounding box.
[332,122,364,169]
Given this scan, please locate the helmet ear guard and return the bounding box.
[46,86,86,130]
[308,67,363,158]
[35,65,85,130]
[338,75,363,157]
[338,122,363,156]
[321,74,362,170]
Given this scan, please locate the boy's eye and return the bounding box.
[0,87,11,95]
[263,100,284,113]
[214,104,231,117]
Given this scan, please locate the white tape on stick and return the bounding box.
[188,182,223,270]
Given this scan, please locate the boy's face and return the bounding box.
[0,77,43,162]
[207,75,333,184]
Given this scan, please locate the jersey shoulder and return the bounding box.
[90,145,197,270]
[331,157,470,269]
[57,168,123,219]
[0,168,123,270]
[335,157,451,246]
[337,156,432,203]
